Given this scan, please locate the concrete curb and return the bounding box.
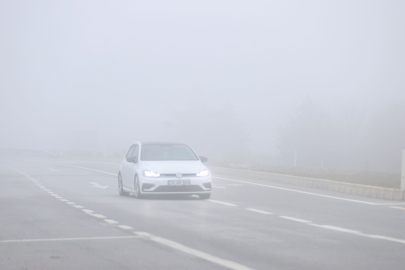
[208,166,405,201]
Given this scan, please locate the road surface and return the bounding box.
[1,157,405,269]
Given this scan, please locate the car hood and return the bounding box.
[140,160,207,174]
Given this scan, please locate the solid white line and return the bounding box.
[389,206,405,210]
[309,224,360,234]
[246,208,273,215]
[208,200,238,207]
[376,202,405,206]
[367,235,405,244]
[41,162,117,176]
[280,216,311,223]
[134,232,254,270]
[0,236,139,243]
[118,225,133,230]
[214,176,378,205]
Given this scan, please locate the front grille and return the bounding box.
[160,173,197,177]
[152,185,204,192]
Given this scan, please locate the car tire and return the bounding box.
[198,194,211,200]
[118,173,129,196]
[134,175,143,199]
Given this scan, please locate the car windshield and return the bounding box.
[141,144,199,161]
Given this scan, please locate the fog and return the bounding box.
[1,1,404,172]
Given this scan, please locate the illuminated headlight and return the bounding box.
[196,170,209,177]
[143,170,160,177]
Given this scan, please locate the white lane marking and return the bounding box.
[212,185,226,189]
[309,224,360,234]
[208,200,238,207]
[59,199,68,202]
[66,202,75,205]
[376,202,405,206]
[0,236,139,243]
[73,205,84,208]
[89,182,109,189]
[118,225,133,230]
[104,219,119,224]
[367,235,405,244]
[39,162,117,176]
[246,208,273,215]
[55,196,63,199]
[307,223,405,244]
[389,206,405,210]
[82,209,94,214]
[280,216,311,223]
[90,214,106,219]
[134,232,254,270]
[214,176,378,205]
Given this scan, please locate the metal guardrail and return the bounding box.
[0,148,58,158]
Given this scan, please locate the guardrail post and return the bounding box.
[401,149,405,190]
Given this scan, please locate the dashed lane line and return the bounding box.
[213,176,379,205]
[246,208,273,215]
[276,215,405,245]
[105,219,119,224]
[89,214,107,219]
[118,225,134,230]
[208,200,238,207]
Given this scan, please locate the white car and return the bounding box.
[118,142,212,199]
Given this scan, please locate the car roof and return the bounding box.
[136,141,188,145]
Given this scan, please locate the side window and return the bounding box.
[131,145,139,158]
[126,145,135,159]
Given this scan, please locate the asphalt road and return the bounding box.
[1,157,405,270]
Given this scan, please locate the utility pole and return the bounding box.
[401,149,405,190]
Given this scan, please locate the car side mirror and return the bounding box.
[126,156,138,163]
[199,156,208,162]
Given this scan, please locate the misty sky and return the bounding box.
[1,0,404,153]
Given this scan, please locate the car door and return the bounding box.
[122,145,135,188]
[127,144,139,190]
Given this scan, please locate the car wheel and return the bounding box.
[134,175,143,199]
[199,194,211,200]
[118,173,129,196]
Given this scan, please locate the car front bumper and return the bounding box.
[139,175,212,195]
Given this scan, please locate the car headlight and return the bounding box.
[143,170,160,177]
[196,170,209,177]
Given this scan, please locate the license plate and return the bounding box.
[168,180,190,186]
